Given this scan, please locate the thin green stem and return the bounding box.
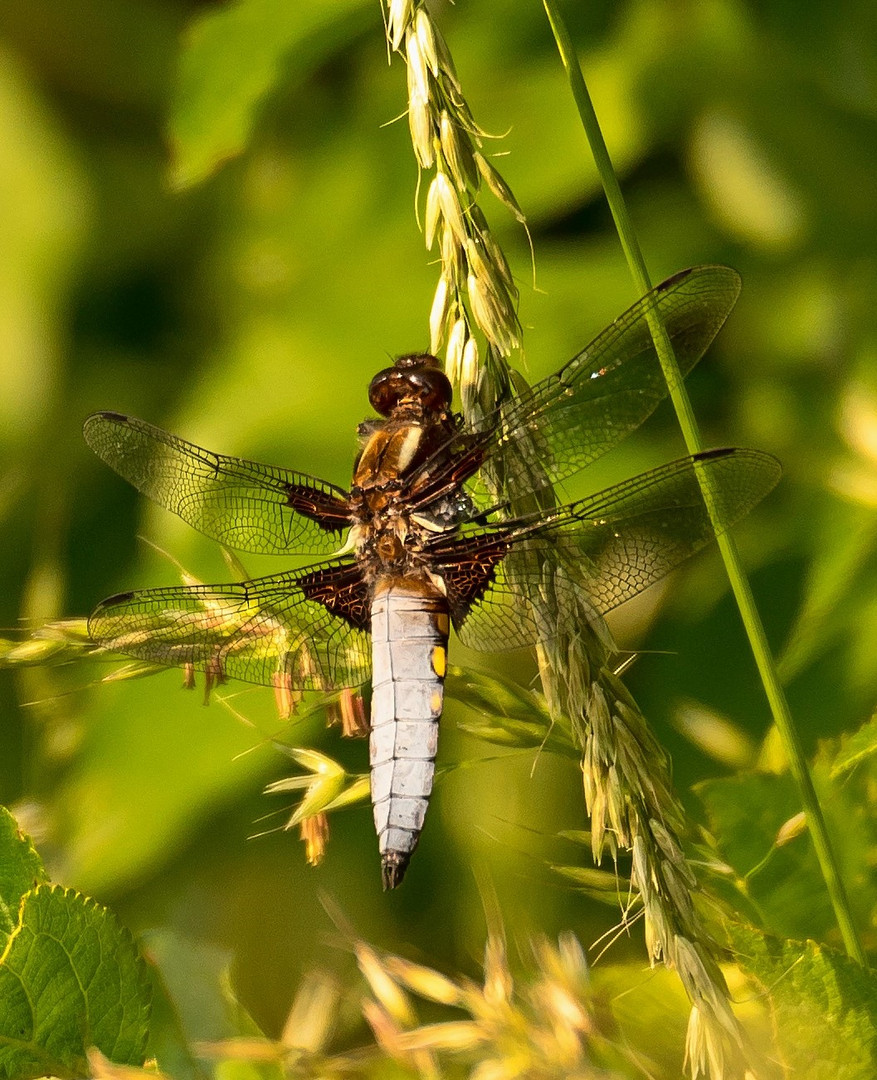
[542,0,866,968]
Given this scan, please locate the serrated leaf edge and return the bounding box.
[0,883,153,1063]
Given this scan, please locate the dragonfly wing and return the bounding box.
[430,448,780,653]
[88,559,372,690]
[83,412,352,556]
[458,266,742,505]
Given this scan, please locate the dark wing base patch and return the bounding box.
[297,563,371,631]
[285,483,352,530]
[427,534,511,631]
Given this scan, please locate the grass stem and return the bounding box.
[542,0,866,969]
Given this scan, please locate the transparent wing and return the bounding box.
[84,412,352,556]
[421,265,742,509]
[88,559,372,690]
[429,448,780,652]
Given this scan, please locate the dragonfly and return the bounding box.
[84,265,780,889]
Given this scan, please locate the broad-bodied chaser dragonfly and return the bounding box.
[85,266,780,889]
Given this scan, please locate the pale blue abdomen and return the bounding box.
[369,581,449,889]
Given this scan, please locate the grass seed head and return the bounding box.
[440,110,480,193]
[405,26,430,105]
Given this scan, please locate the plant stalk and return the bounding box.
[542,0,866,968]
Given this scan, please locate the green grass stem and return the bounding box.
[542,0,866,968]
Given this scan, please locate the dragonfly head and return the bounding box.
[369,353,453,418]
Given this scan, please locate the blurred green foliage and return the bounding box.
[1,0,876,1074]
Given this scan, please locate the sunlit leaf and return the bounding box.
[697,759,876,943]
[0,885,151,1080]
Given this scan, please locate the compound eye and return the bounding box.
[368,368,400,416]
[411,368,453,411]
[367,361,453,415]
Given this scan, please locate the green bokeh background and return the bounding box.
[1,0,876,1055]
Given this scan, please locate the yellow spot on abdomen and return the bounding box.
[431,690,443,713]
[435,612,450,637]
[431,645,446,678]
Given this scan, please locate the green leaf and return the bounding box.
[831,711,877,780]
[696,772,800,876]
[0,808,48,952]
[697,762,875,943]
[0,885,151,1080]
[731,924,877,1079]
[169,0,375,189]
[695,771,839,939]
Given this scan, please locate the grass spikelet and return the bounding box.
[279,969,341,1054]
[384,956,466,1008]
[356,943,418,1028]
[265,747,369,863]
[0,619,97,669]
